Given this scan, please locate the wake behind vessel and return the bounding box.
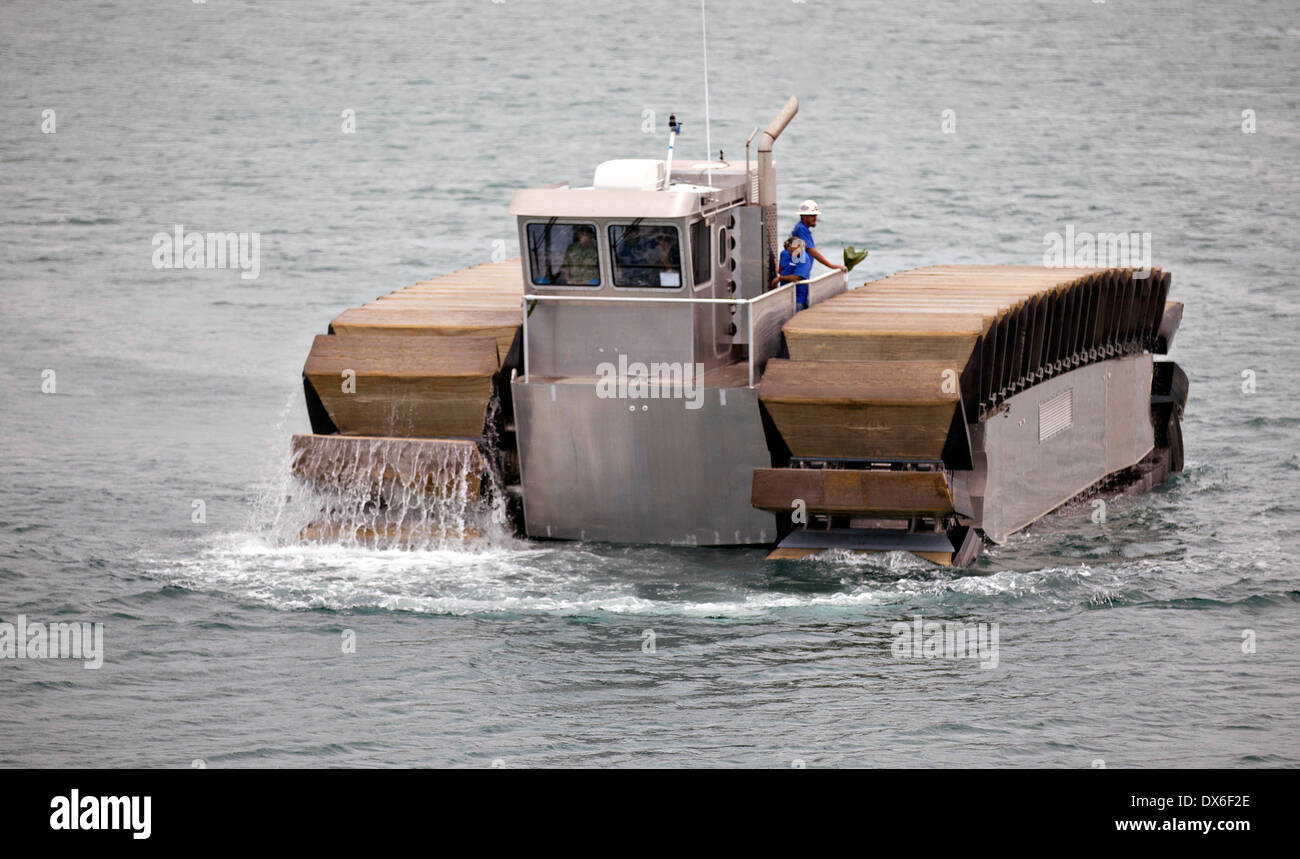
[290,97,1188,566]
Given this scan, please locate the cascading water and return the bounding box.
[252,428,511,551]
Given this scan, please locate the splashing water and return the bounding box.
[247,410,512,552]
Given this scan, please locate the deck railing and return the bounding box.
[521,269,844,387]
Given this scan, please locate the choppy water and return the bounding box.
[1,0,1298,767]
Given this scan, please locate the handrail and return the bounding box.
[520,282,805,388]
[520,269,835,305]
[797,268,842,287]
[524,293,750,305]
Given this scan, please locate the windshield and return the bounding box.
[527,222,601,286]
[608,224,681,288]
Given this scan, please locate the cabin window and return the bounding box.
[608,224,682,288]
[691,219,711,290]
[526,221,601,286]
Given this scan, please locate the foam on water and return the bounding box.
[147,525,1131,620]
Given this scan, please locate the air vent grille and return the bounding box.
[1039,389,1073,442]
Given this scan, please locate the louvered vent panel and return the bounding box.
[1039,389,1073,442]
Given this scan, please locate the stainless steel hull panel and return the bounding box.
[973,354,1154,542]
[512,378,775,545]
[525,300,696,379]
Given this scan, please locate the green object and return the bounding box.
[843,246,869,272]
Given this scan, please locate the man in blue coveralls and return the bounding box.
[791,199,848,274]
[774,236,813,306]
[780,197,852,307]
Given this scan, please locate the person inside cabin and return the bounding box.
[559,224,600,285]
[790,199,848,282]
[653,233,681,287]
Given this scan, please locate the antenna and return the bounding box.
[664,114,681,189]
[701,0,711,171]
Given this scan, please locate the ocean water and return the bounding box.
[1,0,1297,767]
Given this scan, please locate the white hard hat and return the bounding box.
[798,199,820,217]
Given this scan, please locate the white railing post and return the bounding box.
[522,297,530,383]
[747,300,756,387]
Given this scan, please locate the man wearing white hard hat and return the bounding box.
[790,199,848,277]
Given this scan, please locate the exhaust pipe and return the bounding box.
[757,96,798,290]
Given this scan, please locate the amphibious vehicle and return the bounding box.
[290,97,1188,566]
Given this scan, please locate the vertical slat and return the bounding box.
[1105,270,1121,356]
[1112,269,1131,356]
[980,317,998,409]
[1043,287,1063,376]
[1112,267,1133,350]
[1150,269,1171,350]
[1021,295,1038,385]
[1094,271,1113,359]
[1143,267,1166,350]
[1125,268,1144,351]
[1080,273,1100,361]
[1128,269,1150,351]
[1063,278,1083,368]
[1019,299,1035,388]
[998,303,1018,400]
[1050,282,1071,369]
[1091,272,1108,360]
[1029,292,1049,381]
[1007,300,1028,394]
[1139,267,1161,350]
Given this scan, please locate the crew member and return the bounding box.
[791,199,847,276]
[773,236,813,307]
[560,225,600,285]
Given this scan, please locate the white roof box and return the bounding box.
[592,159,666,191]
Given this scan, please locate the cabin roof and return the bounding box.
[509,159,751,219]
[508,187,715,219]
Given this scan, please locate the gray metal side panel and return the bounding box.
[733,206,764,303]
[1106,355,1155,474]
[807,270,847,306]
[748,287,796,380]
[526,301,695,378]
[974,354,1154,542]
[512,378,776,545]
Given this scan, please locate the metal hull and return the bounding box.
[514,353,1162,549]
[512,378,775,545]
[965,353,1155,542]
